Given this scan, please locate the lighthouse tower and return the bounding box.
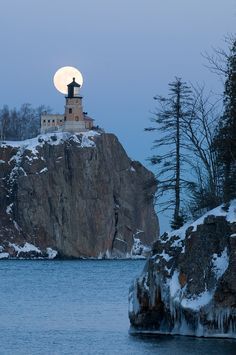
[64,78,86,131]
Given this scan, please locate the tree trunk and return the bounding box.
[174,86,181,225]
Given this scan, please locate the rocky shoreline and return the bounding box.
[129,201,236,338]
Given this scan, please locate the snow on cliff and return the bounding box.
[1,131,100,152]
[161,199,236,247]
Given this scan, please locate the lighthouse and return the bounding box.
[63,78,92,132]
[41,71,94,134]
[65,78,84,122]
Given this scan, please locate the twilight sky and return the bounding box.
[0,0,235,230]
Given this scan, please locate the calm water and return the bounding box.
[0,260,235,355]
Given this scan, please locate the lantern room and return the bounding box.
[67,77,81,98]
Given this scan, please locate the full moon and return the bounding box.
[53,66,83,94]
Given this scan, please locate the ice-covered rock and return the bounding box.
[1,243,58,259]
[129,200,236,338]
[46,248,58,259]
[131,234,151,258]
[0,252,9,259]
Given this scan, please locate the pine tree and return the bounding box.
[145,78,192,229]
[215,39,236,201]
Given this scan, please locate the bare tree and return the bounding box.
[202,35,235,77]
[0,104,51,141]
[0,105,10,141]
[182,85,222,216]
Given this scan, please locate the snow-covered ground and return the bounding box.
[161,199,236,246]
[1,130,100,152]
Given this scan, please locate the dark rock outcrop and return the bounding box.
[0,131,159,258]
[129,201,236,338]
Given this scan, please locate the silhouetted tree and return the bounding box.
[145,77,192,229]
[213,37,236,201]
[0,105,10,140]
[0,104,51,141]
[182,85,221,217]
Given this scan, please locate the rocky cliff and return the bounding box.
[0,131,159,259]
[129,201,236,338]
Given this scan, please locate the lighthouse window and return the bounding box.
[48,120,50,123]
[43,119,46,123]
[74,87,79,96]
[52,120,55,123]
[69,108,72,114]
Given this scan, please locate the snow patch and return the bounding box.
[169,270,180,298]
[3,131,100,153]
[8,147,25,189]
[9,242,42,255]
[0,252,9,259]
[163,199,236,245]
[131,237,151,257]
[181,290,213,311]
[166,270,213,312]
[39,167,48,174]
[6,203,13,215]
[80,131,99,147]
[159,250,172,262]
[190,200,236,231]
[226,200,236,223]
[212,248,229,279]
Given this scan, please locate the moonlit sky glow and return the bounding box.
[53,66,83,94]
[0,0,235,230]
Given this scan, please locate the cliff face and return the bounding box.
[129,201,236,338]
[0,131,159,259]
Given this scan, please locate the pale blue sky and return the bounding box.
[0,0,235,230]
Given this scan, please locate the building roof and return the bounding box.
[67,77,81,88]
[84,115,94,121]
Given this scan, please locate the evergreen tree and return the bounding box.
[214,39,236,201]
[145,78,192,229]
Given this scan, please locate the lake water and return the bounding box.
[0,260,235,354]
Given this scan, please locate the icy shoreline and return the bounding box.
[129,327,236,339]
[0,238,150,260]
[129,200,236,339]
